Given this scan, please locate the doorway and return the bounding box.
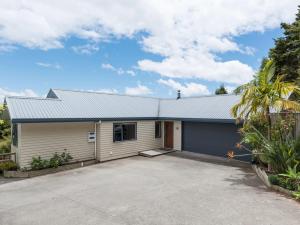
[164,121,174,149]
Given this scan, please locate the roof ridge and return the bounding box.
[51,88,162,100]
[51,88,238,100]
[6,96,62,101]
[181,93,238,99]
[161,93,239,101]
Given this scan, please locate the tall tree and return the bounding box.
[269,5,300,82]
[215,84,228,95]
[231,59,300,124]
[0,104,10,140]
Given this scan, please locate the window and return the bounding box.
[12,123,18,146]
[155,121,161,138]
[113,123,136,142]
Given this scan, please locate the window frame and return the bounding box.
[113,122,137,142]
[155,121,161,138]
[12,123,18,147]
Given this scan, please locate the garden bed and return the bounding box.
[3,160,97,178]
[252,164,296,199]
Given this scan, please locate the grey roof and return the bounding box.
[5,89,240,123]
[159,95,240,120]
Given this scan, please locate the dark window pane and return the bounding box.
[113,124,123,142]
[155,121,161,138]
[123,124,136,140]
[113,123,136,142]
[12,123,18,146]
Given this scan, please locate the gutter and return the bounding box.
[11,117,238,124]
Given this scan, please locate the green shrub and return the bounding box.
[268,175,280,185]
[293,191,300,199]
[31,156,49,170]
[49,153,63,168]
[60,151,72,163]
[278,166,300,191]
[0,161,17,172]
[30,152,73,170]
[0,138,11,154]
[240,116,300,173]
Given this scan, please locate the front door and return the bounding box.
[164,121,174,149]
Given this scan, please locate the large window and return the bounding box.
[113,123,137,142]
[155,121,161,138]
[12,123,18,146]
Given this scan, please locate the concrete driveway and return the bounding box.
[0,152,299,225]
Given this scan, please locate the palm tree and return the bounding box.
[231,59,300,125]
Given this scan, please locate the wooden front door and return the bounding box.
[164,122,174,149]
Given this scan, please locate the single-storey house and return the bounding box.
[4,89,243,169]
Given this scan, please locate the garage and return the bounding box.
[182,121,247,160]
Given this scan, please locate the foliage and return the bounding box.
[293,191,300,199]
[0,104,11,153]
[60,151,73,162]
[240,116,300,174]
[269,6,300,82]
[279,165,300,179]
[274,166,300,191]
[0,161,17,172]
[30,152,73,170]
[215,84,228,95]
[31,156,50,170]
[268,174,280,186]
[0,138,11,154]
[231,59,300,121]
[268,167,300,191]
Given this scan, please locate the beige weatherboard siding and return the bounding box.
[173,121,182,151]
[18,122,95,169]
[97,121,163,161]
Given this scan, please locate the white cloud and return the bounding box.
[101,63,114,70]
[126,70,136,76]
[239,46,256,56]
[0,44,16,53]
[125,84,152,96]
[139,56,253,84]
[0,1,299,83]
[72,43,99,54]
[225,85,237,94]
[0,88,38,103]
[158,79,210,97]
[101,63,135,76]
[36,62,61,69]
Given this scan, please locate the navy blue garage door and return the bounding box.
[182,122,244,159]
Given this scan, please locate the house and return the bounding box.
[4,89,243,169]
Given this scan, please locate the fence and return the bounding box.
[270,113,300,138]
[0,152,16,163]
[294,114,300,138]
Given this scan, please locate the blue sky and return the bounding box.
[0,29,282,97]
[0,1,298,100]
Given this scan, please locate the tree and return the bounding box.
[0,104,10,139]
[215,84,228,95]
[0,104,11,153]
[269,5,300,82]
[231,59,300,124]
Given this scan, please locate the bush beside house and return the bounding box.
[0,104,11,154]
[229,6,300,199]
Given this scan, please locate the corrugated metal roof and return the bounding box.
[159,95,240,120]
[5,89,240,123]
